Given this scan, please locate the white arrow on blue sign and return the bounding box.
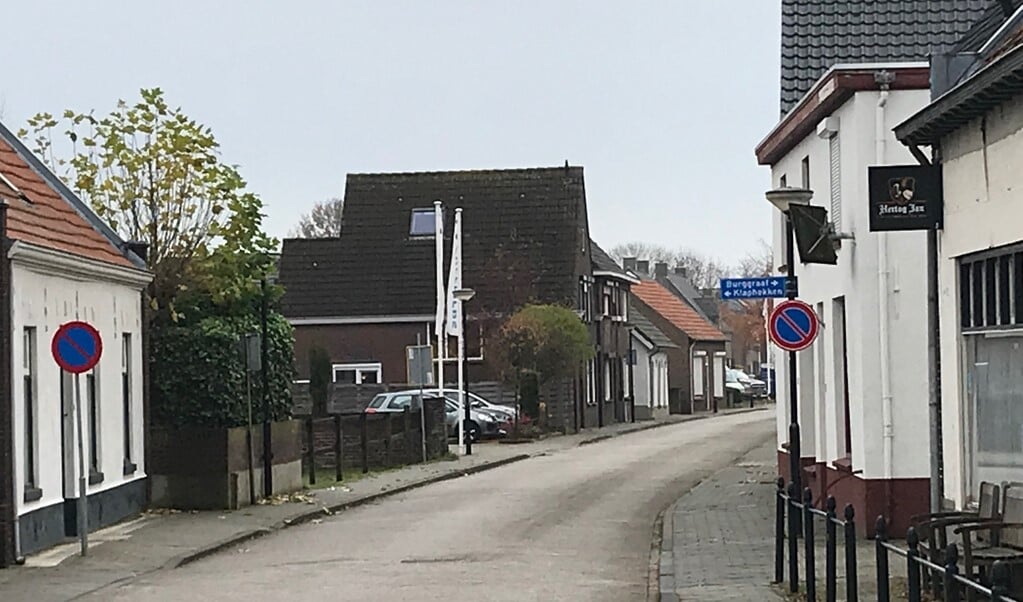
[719,277,790,300]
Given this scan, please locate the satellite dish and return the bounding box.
[789,204,838,265]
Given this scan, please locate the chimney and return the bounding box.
[674,266,688,278]
[654,262,668,279]
[636,260,649,275]
[623,257,638,272]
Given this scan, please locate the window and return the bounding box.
[410,208,437,237]
[604,359,612,402]
[960,244,1023,331]
[578,277,593,321]
[332,363,382,385]
[779,174,787,187]
[801,156,810,188]
[122,334,135,472]
[586,359,596,406]
[23,327,38,497]
[87,369,102,481]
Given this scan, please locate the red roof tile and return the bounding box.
[0,137,132,268]
[632,279,727,342]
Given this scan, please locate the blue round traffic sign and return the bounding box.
[52,321,103,374]
[769,300,819,352]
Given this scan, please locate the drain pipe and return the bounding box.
[875,71,896,496]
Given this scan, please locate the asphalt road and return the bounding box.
[100,411,775,602]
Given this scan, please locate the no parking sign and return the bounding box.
[769,300,820,352]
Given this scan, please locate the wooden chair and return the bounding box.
[911,481,1001,571]
[956,485,1023,596]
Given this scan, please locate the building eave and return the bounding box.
[8,240,153,289]
[896,43,1023,146]
[288,314,433,326]
[594,270,640,284]
[756,64,931,166]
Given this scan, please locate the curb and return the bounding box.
[577,405,771,447]
[166,453,531,569]
[658,500,680,602]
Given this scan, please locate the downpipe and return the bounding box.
[875,73,896,515]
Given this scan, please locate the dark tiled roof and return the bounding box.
[953,2,1020,53]
[628,301,678,350]
[280,167,588,319]
[0,122,140,268]
[590,240,631,279]
[632,280,727,342]
[780,0,992,114]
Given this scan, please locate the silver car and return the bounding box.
[420,388,518,420]
[442,397,509,441]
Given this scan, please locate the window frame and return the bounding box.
[23,327,41,501]
[332,362,383,385]
[409,208,438,238]
[122,333,137,474]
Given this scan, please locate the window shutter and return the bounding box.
[829,134,841,231]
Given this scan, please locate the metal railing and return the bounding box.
[775,479,858,602]
[875,517,1021,602]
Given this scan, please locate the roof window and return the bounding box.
[410,208,437,237]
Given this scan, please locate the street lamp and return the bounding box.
[765,186,813,504]
[453,288,476,455]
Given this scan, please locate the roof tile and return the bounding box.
[631,279,726,342]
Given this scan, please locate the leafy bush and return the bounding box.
[152,313,295,428]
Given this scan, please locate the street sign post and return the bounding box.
[720,277,794,300]
[769,300,820,352]
[52,321,103,558]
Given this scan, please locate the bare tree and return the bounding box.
[610,242,726,288]
[733,239,773,278]
[609,242,676,265]
[291,197,344,238]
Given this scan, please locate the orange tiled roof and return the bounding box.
[632,279,727,342]
[0,135,133,268]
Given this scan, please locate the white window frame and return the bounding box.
[332,362,383,385]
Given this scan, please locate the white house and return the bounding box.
[0,122,151,562]
[895,8,1023,511]
[628,306,675,421]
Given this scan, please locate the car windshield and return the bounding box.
[725,370,740,383]
[368,395,388,408]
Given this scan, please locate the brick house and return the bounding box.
[0,122,152,563]
[279,166,605,433]
[630,280,727,414]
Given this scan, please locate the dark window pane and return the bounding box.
[361,370,379,384]
[1016,254,1023,325]
[987,258,998,326]
[1000,255,1012,325]
[973,262,984,328]
[334,369,356,384]
[961,262,972,328]
[88,374,99,472]
[409,209,435,236]
[24,375,34,487]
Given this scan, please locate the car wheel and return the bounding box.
[464,420,480,442]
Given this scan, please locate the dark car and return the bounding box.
[758,365,776,398]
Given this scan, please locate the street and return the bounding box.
[97,411,773,601]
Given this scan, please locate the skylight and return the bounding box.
[410,208,437,237]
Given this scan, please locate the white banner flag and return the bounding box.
[445,209,463,337]
[434,201,446,339]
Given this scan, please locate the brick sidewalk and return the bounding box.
[661,437,785,601]
[0,409,763,601]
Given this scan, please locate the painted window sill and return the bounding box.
[23,487,42,503]
[89,471,105,486]
[123,460,137,476]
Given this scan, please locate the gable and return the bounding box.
[280,167,589,319]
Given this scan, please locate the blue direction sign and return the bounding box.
[720,277,791,300]
[52,321,103,374]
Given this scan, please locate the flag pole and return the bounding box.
[434,201,446,446]
[449,208,465,456]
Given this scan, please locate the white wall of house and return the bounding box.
[10,244,149,520]
[770,86,932,481]
[937,96,1023,508]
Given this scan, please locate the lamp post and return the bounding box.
[765,187,813,501]
[453,287,476,455]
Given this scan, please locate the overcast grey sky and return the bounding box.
[3,1,780,265]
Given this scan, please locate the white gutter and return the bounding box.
[876,72,895,481]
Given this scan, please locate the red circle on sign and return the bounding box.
[52,321,103,374]
[769,300,820,352]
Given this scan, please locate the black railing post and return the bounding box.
[334,414,343,482]
[844,504,858,602]
[804,488,817,602]
[943,544,960,602]
[876,516,890,602]
[306,417,316,485]
[825,496,837,602]
[775,478,785,584]
[907,527,923,602]
[992,561,1011,601]
[788,483,799,593]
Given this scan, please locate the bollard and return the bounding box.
[804,488,817,602]
[360,412,369,474]
[775,478,785,584]
[844,504,858,602]
[943,544,960,602]
[875,516,890,602]
[306,417,316,485]
[788,483,799,593]
[992,561,1011,601]
[334,414,343,482]
[907,527,922,602]
[825,496,837,602]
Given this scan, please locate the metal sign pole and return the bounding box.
[74,373,88,556]
[246,356,256,505]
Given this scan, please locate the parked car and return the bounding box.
[725,369,749,406]
[732,369,769,398]
[420,388,518,419]
[442,397,508,441]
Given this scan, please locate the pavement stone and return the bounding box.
[0,407,765,601]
